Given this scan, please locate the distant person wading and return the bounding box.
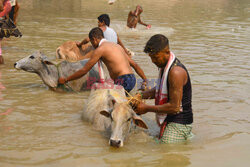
[127,5,151,29]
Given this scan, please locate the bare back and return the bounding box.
[97,41,133,80]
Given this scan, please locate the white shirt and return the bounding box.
[98,38,107,46]
[103,26,118,44]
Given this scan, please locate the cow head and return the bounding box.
[14,51,55,72]
[14,51,58,88]
[100,91,148,148]
[14,51,49,73]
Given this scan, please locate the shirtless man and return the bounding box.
[59,27,147,92]
[127,5,151,29]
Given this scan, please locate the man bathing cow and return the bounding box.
[14,51,106,92]
[12,4,194,145]
[131,34,193,143]
[59,27,147,93]
[75,33,193,144]
[15,33,194,145]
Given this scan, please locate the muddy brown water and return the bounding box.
[0,0,249,166]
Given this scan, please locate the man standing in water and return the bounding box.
[0,0,11,64]
[132,34,193,143]
[59,27,147,93]
[77,14,130,56]
[127,5,151,29]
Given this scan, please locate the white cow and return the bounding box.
[82,83,148,147]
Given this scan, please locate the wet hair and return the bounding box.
[98,14,110,26]
[89,27,104,40]
[144,34,169,55]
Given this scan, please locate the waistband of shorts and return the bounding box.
[117,73,135,79]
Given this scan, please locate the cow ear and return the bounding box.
[40,57,63,66]
[39,53,54,65]
[43,60,54,65]
[100,110,111,118]
[132,115,148,129]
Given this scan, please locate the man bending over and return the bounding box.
[127,5,151,29]
[59,27,147,93]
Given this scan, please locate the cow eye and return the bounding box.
[127,118,131,122]
[29,55,35,59]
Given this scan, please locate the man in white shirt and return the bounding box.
[98,14,117,43]
[77,14,130,56]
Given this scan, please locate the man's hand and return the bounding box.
[76,41,81,47]
[124,49,132,57]
[126,50,131,57]
[140,81,147,90]
[146,24,151,29]
[139,81,151,91]
[128,93,142,109]
[135,102,148,115]
[58,77,67,84]
[108,0,115,5]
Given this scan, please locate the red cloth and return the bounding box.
[0,0,11,17]
[159,119,167,139]
[155,52,176,139]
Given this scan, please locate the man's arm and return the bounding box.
[58,49,102,84]
[138,16,150,28]
[127,56,147,82]
[0,0,11,17]
[77,37,90,47]
[135,66,187,115]
[141,87,156,99]
[13,1,20,25]
[117,35,130,56]
[0,0,3,11]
